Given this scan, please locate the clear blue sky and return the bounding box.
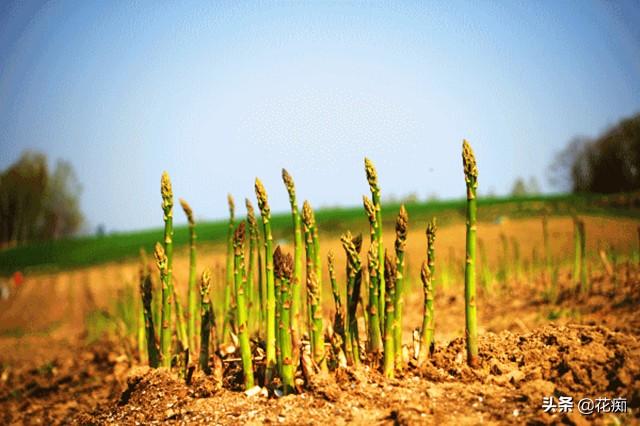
[1,1,639,232]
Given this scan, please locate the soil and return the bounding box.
[1,216,639,425]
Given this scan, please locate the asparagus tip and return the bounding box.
[254,178,270,214]
[161,171,173,208]
[302,200,314,227]
[364,157,378,187]
[179,198,194,225]
[282,168,295,196]
[274,246,293,280]
[227,193,235,217]
[233,222,246,250]
[462,139,478,184]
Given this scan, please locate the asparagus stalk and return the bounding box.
[418,218,436,363]
[364,158,385,334]
[257,226,266,336]
[573,216,581,289]
[511,237,521,283]
[274,246,295,394]
[152,272,161,343]
[393,205,408,372]
[160,172,175,368]
[341,231,362,367]
[579,220,587,293]
[383,252,396,378]
[139,253,159,368]
[255,178,276,383]
[173,286,189,352]
[199,269,213,374]
[301,202,316,359]
[180,198,198,351]
[223,194,235,344]
[418,260,434,363]
[233,222,255,389]
[154,242,172,368]
[363,196,382,357]
[426,221,436,289]
[327,251,346,356]
[275,249,283,374]
[366,242,382,360]
[137,251,148,365]
[499,233,509,283]
[282,170,303,367]
[137,294,147,365]
[245,198,258,334]
[302,201,326,371]
[462,139,479,368]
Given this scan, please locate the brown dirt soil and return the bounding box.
[1,216,639,424]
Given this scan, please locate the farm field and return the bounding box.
[1,206,638,424]
[2,2,639,425]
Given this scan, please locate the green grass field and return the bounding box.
[1,192,637,276]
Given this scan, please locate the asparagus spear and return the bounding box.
[364,159,386,335]
[341,231,363,367]
[245,198,259,334]
[139,252,159,368]
[154,241,172,368]
[274,246,295,394]
[420,259,435,362]
[419,218,436,363]
[302,201,326,371]
[393,205,408,372]
[255,178,276,383]
[366,242,382,362]
[579,220,587,293]
[462,139,479,368]
[383,252,396,378]
[199,269,213,374]
[223,194,235,344]
[573,216,581,289]
[173,286,189,352]
[180,198,198,352]
[363,196,382,357]
[282,169,303,367]
[233,222,255,389]
[327,250,346,351]
[159,172,175,368]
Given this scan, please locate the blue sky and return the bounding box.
[1,1,639,232]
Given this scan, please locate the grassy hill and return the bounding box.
[1,192,638,276]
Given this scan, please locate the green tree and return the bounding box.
[549,113,640,193]
[41,160,83,240]
[0,151,83,246]
[510,177,527,197]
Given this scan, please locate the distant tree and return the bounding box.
[40,160,83,240]
[526,177,541,195]
[511,176,541,197]
[0,151,48,246]
[510,177,528,197]
[0,151,84,247]
[549,113,640,193]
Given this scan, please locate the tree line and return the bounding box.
[0,151,83,248]
[550,113,640,194]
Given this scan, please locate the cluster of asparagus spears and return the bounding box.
[138,140,481,393]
